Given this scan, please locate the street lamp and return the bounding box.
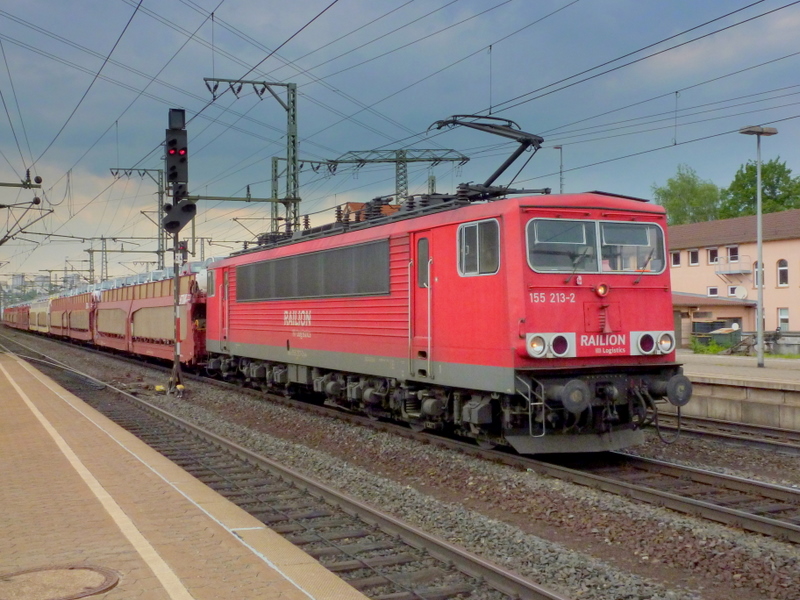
[553,145,564,194]
[739,125,778,368]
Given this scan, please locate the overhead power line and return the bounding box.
[490,0,798,114]
[32,1,144,167]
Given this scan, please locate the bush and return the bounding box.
[690,337,729,354]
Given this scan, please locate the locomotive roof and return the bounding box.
[209,190,665,268]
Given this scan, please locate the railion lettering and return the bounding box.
[284,310,311,327]
[580,333,626,347]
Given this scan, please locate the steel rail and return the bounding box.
[654,414,800,453]
[531,453,800,544]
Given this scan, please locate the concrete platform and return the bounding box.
[673,350,800,430]
[678,349,800,387]
[0,351,369,600]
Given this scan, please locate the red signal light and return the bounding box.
[167,148,178,156]
[178,148,187,156]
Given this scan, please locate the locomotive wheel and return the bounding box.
[408,420,425,432]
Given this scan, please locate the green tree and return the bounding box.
[651,165,720,225]
[718,158,800,219]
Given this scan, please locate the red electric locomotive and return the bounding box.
[204,116,691,453]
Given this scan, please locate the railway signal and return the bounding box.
[165,128,188,184]
[162,110,194,234]
[162,184,196,234]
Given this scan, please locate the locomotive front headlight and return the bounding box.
[658,332,675,354]
[551,334,570,357]
[638,333,655,354]
[594,283,609,297]
[527,335,547,358]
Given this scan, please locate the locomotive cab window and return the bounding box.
[527,219,598,272]
[527,219,664,275]
[600,222,664,273]
[458,219,500,276]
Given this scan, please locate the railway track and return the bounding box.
[541,452,800,544]
[654,413,800,454]
[7,330,800,547]
[1,335,568,600]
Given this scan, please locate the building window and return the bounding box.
[688,249,699,266]
[707,248,718,264]
[728,246,739,263]
[728,285,738,297]
[670,251,681,267]
[778,259,788,286]
[778,308,789,331]
[707,286,718,297]
[753,261,763,288]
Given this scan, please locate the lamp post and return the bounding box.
[739,125,778,368]
[553,145,564,194]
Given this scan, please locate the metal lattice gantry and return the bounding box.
[332,149,469,199]
[110,168,166,269]
[204,77,298,234]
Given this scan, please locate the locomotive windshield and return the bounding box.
[527,218,664,274]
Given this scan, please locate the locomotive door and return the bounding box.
[411,232,433,378]
[220,269,230,353]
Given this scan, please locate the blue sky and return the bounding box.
[1,0,799,283]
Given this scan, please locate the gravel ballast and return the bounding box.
[9,332,800,600]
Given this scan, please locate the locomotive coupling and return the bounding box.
[648,374,693,407]
[545,379,592,415]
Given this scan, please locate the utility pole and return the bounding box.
[0,170,52,246]
[38,269,63,294]
[111,168,166,269]
[84,246,163,283]
[64,260,92,287]
[273,149,469,202]
[333,149,469,199]
[269,149,469,233]
[161,109,194,394]
[205,78,299,232]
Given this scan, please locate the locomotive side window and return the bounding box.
[417,238,429,288]
[527,219,598,272]
[236,239,390,301]
[600,222,664,273]
[458,219,499,276]
[206,270,215,297]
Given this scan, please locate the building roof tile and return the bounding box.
[672,291,755,307]
[668,208,800,249]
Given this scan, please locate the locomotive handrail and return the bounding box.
[426,257,433,380]
[407,260,413,377]
[516,374,546,438]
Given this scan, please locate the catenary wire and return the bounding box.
[32,1,144,167]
